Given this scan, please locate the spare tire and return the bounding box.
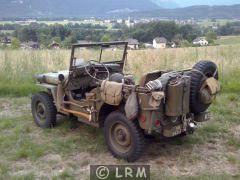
[189,60,218,114]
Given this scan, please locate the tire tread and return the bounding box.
[31,91,57,128]
[104,111,145,162]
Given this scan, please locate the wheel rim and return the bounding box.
[109,122,132,154]
[35,102,46,123]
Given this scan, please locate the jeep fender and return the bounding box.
[36,83,57,103]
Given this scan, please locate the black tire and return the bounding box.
[31,92,57,128]
[189,60,218,114]
[104,111,145,162]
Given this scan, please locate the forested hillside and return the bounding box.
[129,4,240,19]
[0,0,158,18]
[0,1,240,19]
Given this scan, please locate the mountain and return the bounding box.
[175,0,240,7]
[0,0,160,18]
[152,0,240,8]
[129,4,240,19]
[150,0,179,8]
[0,1,240,19]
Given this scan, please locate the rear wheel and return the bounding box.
[31,92,57,128]
[104,111,145,162]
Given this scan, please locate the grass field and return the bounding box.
[0,44,239,96]
[216,36,240,45]
[198,19,236,27]
[0,45,240,179]
[0,30,14,34]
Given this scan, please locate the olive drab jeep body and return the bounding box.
[31,41,220,162]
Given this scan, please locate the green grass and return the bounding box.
[151,174,240,180]
[0,81,40,97]
[216,36,240,45]
[227,155,239,165]
[0,113,106,178]
[227,137,240,149]
[53,170,75,180]
[11,173,35,180]
[199,19,235,28]
[0,30,14,34]
[0,115,106,160]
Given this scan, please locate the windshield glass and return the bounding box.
[72,44,126,67]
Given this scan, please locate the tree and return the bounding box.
[101,34,110,42]
[52,37,62,44]
[172,34,183,47]
[38,33,51,48]
[129,21,180,43]
[181,40,191,47]
[217,21,240,36]
[11,37,20,49]
[16,27,38,42]
[180,25,199,42]
[206,31,217,42]
[63,35,77,48]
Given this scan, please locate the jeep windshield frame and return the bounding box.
[69,41,128,71]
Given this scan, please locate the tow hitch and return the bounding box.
[186,121,197,134]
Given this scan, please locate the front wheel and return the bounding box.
[104,111,145,162]
[31,92,57,128]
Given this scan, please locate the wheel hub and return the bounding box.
[36,102,46,121]
[110,122,132,153]
[116,129,126,142]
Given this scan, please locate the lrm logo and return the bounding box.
[90,165,150,180]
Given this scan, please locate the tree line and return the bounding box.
[1,20,240,49]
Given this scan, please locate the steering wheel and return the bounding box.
[85,60,110,81]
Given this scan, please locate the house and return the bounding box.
[193,38,208,46]
[153,37,167,49]
[125,17,135,28]
[21,41,39,49]
[1,36,12,46]
[49,41,60,49]
[126,38,139,50]
[104,19,111,23]
[117,19,123,24]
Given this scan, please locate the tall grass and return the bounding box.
[0,45,240,96]
[0,50,69,96]
[127,45,240,93]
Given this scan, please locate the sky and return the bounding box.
[153,0,240,8]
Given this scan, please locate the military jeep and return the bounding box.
[31,41,220,162]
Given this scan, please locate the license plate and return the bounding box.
[163,124,184,137]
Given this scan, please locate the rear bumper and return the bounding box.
[153,112,210,138]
